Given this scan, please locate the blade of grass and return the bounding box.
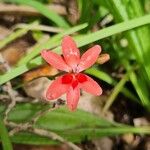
[79,0,93,32]
[4,0,69,28]
[15,23,63,33]
[76,14,150,47]
[123,60,150,110]
[102,73,129,113]
[129,71,150,110]
[105,0,129,21]
[128,0,150,81]
[85,68,115,85]
[0,118,13,150]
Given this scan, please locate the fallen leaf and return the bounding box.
[23,64,58,83]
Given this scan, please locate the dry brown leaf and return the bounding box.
[97,53,110,65]
[23,64,58,83]
[0,26,11,40]
[1,40,30,65]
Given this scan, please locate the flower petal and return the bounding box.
[77,45,101,72]
[62,36,80,71]
[41,50,71,72]
[46,76,69,100]
[80,74,102,96]
[66,86,80,111]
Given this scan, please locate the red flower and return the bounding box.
[41,36,102,111]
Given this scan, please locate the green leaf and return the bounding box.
[60,126,150,142]
[102,73,129,113]
[11,132,57,145]
[7,103,113,127]
[129,71,150,110]
[11,126,150,145]
[85,68,115,85]
[0,103,149,145]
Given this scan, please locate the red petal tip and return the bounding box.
[97,89,103,96]
[68,105,77,111]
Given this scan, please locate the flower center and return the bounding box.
[76,73,87,83]
[62,74,73,84]
[62,73,87,89]
[72,80,78,89]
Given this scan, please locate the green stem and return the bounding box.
[102,73,129,113]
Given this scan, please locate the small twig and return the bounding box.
[3,82,17,123]
[100,14,113,27]
[7,99,65,134]
[0,3,67,16]
[0,94,10,101]
[15,97,39,103]
[8,122,32,136]
[31,106,58,124]
[14,24,63,33]
[29,128,82,150]
[0,93,39,103]
[0,54,17,123]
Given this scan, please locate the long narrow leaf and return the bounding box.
[76,14,150,47]
[102,73,129,113]
[0,118,13,150]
